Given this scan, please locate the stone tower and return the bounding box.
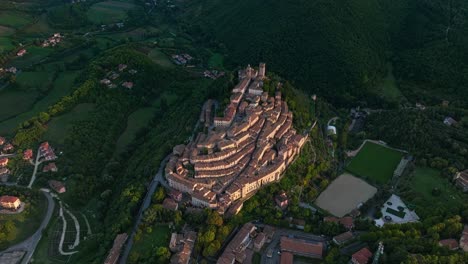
[258,63,266,78]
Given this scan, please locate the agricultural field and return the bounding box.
[15,71,53,89]
[114,107,157,155]
[0,71,79,135]
[315,173,377,217]
[403,167,466,214]
[0,87,38,121]
[87,1,137,24]
[0,37,14,53]
[0,193,47,251]
[0,25,14,36]
[208,53,224,68]
[10,46,54,68]
[0,11,32,28]
[148,48,174,68]
[43,103,96,144]
[346,141,404,184]
[129,225,171,261]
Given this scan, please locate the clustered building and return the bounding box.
[169,230,197,264]
[165,64,308,214]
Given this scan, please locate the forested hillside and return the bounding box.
[180,0,468,106]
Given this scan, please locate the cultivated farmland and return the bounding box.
[346,141,404,184]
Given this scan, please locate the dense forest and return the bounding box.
[179,0,468,107]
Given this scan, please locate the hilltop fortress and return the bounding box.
[165,63,308,215]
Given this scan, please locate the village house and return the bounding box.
[49,180,66,193]
[454,170,468,192]
[444,116,458,126]
[3,143,13,152]
[104,233,128,264]
[169,189,183,202]
[0,136,5,145]
[253,233,266,252]
[17,49,27,57]
[351,247,373,264]
[333,231,354,246]
[43,163,58,173]
[162,198,178,211]
[438,239,459,250]
[275,191,289,210]
[169,231,197,264]
[0,196,21,210]
[0,158,8,167]
[122,81,133,89]
[460,226,468,252]
[39,142,57,161]
[23,149,33,160]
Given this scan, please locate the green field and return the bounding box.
[16,71,53,89]
[407,167,466,212]
[0,193,47,250]
[87,1,137,24]
[10,46,54,68]
[44,103,96,144]
[114,107,156,155]
[376,64,405,102]
[208,53,224,68]
[346,142,404,184]
[0,37,14,53]
[148,48,174,68]
[0,71,79,135]
[0,88,38,121]
[0,25,14,36]
[0,11,31,28]
[130,225,171,260]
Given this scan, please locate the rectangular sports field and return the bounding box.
[346,141,404,184]
[315,173,377,217]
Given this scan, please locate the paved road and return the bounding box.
[0,190,55,264]
[119,154,171,264]
[27,147,43,188]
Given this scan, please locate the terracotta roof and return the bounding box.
[333,231,353,244]
[352,247,373,264]
[340,216,354,229]
[280,237,323,258]
[439,239,459,250]
[280,251,293,264]
[0,196,19,203]
[104,233,128,264]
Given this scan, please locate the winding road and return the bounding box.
[0,190,55,264]
[118,154,171,264]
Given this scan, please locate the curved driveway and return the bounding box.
[0,190,55,264]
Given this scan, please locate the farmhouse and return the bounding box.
[122,81,133,89]
[454,170,468,192]
[23,149,33,160]
[16,49,27,57]
[49,180,66,193]
[43,163,58,173]
[0,196,21,210]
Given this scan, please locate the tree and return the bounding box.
[155,247,171,263]
[152,187,166,203]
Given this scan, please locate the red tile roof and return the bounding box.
[0,195,20,204]
[439,239,459,250]
[352,247,373,264]
[280,251,293,264]
[280,237,323,259]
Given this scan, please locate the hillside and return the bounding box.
[180,0,468,106]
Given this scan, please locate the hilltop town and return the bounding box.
[165,63,308,215]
